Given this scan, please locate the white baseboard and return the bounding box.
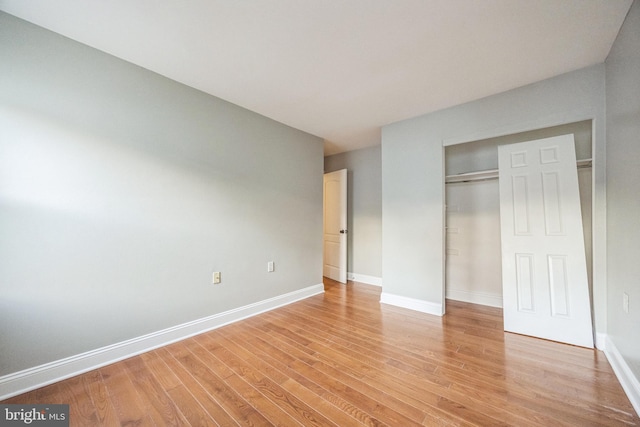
[595,332,607,351]
[603,335,640,416]
[0,283,324,401]
[445,288,503,308]
[347,272,382,286]
[380,292,443,316]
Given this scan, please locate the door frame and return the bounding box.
[441,112,601,345]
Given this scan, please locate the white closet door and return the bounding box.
[498,134,593,348]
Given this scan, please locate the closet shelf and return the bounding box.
[445,158,592,184]
[445,169,498,183]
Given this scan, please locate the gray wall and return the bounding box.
[382,64,606,326]
[0,12,323,376]
[325,146,382,279]
[605,0,640,379]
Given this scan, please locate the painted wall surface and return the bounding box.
[324,146,382,279]
[605,0,640,379]
[0,13,324,376]
[382,65,606,328]
[445,179,502,306]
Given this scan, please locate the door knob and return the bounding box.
[340,229,348,234]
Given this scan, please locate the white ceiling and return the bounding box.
[0,0,632,155]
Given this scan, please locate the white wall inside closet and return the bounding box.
[445,120,593,308]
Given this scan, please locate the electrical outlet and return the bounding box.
[623,292,629,313]
[267,261,275,273]
[212,271,221,284]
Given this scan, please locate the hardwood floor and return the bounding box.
[3,278,638,426]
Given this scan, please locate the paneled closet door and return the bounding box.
[498,134,593,348]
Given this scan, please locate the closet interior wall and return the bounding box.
[444,120,593,308]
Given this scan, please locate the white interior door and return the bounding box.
[498,134,593,348]
[323,169,347,283]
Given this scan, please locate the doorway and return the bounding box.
[444,121,594,341]
[323,169,347,283]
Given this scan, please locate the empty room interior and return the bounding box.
[1,1,639,425]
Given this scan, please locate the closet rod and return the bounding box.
[445,158,592,184]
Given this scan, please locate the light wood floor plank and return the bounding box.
[158,345,238,426]
[217,326,383,426]
[122,356,188,426]
[99,362,155,426]
[262,300,555,427]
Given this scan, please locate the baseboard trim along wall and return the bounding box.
[445,289,503,308]
[595,332,607,351]
[380,292,444,316]
[0,283,324,401]
[603,335,640,416]
[347,272,382,286]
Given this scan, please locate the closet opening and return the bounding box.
[444,120,593,315]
